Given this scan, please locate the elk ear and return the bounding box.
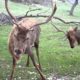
[74,27,78,31]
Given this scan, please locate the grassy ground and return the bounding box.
[0,0,80,80]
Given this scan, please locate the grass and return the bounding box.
[0,0,80,80]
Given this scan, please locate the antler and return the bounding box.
[5,0,17,22]
[5,0,56,27]
[51,20,66,35]
[5,0,22,28]
[33,0,57,26]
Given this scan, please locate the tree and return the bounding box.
[69,0,78,16]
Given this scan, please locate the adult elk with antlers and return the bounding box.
[5,0,56,80]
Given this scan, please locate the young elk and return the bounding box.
[67,27,80,48]
[5,0,56,80]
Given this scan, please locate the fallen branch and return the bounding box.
[16,7,80,24]
[53,16,80,24]
[25,8,42,16]
[0,12,80,25]
[51,20,66,34]
[17,14,80,24]
[17,8,42,20]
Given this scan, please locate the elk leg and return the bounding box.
[26,55,30,67]
[9,58,16,80]
[27,49,46,80]
[34,42,42,70]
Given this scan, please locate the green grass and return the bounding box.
[0,0,50,16]
[0,0,80,80]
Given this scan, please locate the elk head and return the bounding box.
[66,27,78,48]
[51,21,78,48]
[13,26,29,54]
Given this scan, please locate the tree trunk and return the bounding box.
[69,0,78,16]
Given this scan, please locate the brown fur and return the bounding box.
[5,0,56,79]
[8,18,46,80]
[8,18,40,59]
[67,27,80,48]
[17,18,38,29]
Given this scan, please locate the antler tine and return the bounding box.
[32,0,57,27]
[5,0,17,22]
[25,8,42,16]
[51,20,66,35]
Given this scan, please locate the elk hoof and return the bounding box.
[40,76,46,80]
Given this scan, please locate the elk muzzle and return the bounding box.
[14,49,21,55]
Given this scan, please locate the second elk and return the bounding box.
[67,27,80,48]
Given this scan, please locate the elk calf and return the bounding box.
[67,27,80,48]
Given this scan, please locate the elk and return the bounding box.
[67,27,80,48]
[51,21,80,48]
[5,0,56,80]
